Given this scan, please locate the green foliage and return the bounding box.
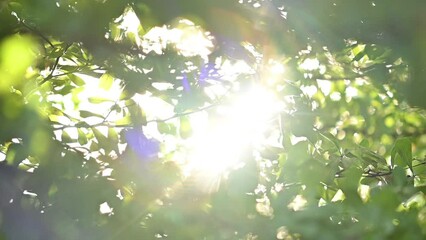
[1,0,426,239]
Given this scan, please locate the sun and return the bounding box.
[183,85,284,192]
[109,14,287,192]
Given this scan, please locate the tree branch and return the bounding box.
[52,102,219,130]
[39,43,72,85]
[20,20,54,47]
[146,103,218,123]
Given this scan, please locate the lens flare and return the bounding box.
[184,85,284,192]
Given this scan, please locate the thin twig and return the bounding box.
[20,20,54,47]
[363,170,392,178]
[39,43,72,85]
[147,103,218,123]
[412,161,426,168]
[52,101,220,130]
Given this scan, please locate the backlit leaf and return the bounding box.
[391,137,413,170]
[99,73,114,90]
[77,129,88,145]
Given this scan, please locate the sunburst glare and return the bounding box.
[184,85,284,192]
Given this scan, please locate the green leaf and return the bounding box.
[129,104,146,126]
[108,128,119,146]
[115,116,131,125]
[92,127,108,146]
[92,127,117,153]
[99,73,114,90]
[56,85,74,95]
[77,129,88,145]
[5,143,27,166]
[413,160,426,186]
[179,116,192,139]
[90,141,99,151]
[391,137,413,169]
[110,23,122,41]
[7,1,23,12]
[61,130,74,143]
[351,44,365,62]
[392,166,408,187]
[69,74,85,86]
[359,139,370,148]
[318,131,341,153]
[88,97,113,104]
[275,153,287,179]
[48,47,64,58]
[351,146,387,168]
[49,114,62,123]
[79,110,104,119]
[336,167,363,204]
[75,122,90,128]
[157,122,176,134]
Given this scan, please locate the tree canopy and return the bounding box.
[1,0,426,239]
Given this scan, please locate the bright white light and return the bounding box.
[175,26,213,58]
[288,195,307,211]
[121,9,140,34]
[186,125,242,192]
[227,87,283,141]
[345,86,358,98]
[300,85,317,98]
[132,93,175,121]
[300,58,320,71]
[184,86,284,192]
[141,20,214,58]
[270,62,285,75]
[142,26,170,54]
[99,202,113,215]
[317,79,332,96]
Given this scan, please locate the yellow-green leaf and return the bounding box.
[99,73,114,90]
